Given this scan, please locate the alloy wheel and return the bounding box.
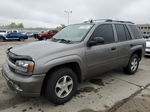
[131,58,138,72]
[55,75,73,98]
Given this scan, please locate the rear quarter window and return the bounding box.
[129,25,142,39]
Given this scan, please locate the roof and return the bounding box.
[84,19,134,24]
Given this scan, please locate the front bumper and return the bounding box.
[1,64,46,97]
[145,48,150,56]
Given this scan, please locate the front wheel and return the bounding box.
[0,37,4,42]
[123,54,139,75]
[19,38,25,41]
[45,67,78,104]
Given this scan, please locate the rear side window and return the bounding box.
[129,25,142,39]
[115,24,127,41]
[124,25,132,40]
[115,24,132,42]
[92,24,114,44]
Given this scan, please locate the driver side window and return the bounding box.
[48,31,52,34]
[91,24,115,44]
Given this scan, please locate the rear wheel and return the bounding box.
[43,37,47,40]
[45,67,78,104]
[37,37,43,40]
[123,54,139,75]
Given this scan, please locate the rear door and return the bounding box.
[85,24,119,78]
[114,24,133,66]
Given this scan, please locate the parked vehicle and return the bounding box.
[145,38,150,56]
[36,29,58,40]
[11,30,19,33]
[0,32,28,41]
[25,32,35,37]
[2,19,145,104]
[143,34,150,39]
[0,30,7,35]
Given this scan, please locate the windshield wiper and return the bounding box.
[51,38,59,42]
[59,39,71,43]
[51,38,72,43]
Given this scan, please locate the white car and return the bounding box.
[0,30,7,35]
[145,38,150,56]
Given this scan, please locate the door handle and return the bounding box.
[111,47,116,51]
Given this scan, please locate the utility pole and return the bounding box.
[64,10,72,25]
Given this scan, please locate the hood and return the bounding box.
[10,41,72,60]
[146,41,150,47]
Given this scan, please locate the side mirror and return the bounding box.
[87,37,104,47]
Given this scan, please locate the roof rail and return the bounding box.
[84,19,134,24]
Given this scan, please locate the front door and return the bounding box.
[85,24,119,78]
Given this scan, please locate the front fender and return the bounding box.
[33,55,86,78]
[0,35,6,39]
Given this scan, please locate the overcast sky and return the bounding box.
[0,0,149,28]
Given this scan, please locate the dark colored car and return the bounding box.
[36,30,58,40]
[0,32,28,41]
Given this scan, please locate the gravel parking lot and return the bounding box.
[0,38,150,112]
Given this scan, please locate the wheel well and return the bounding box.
[47,62,82,82]
[132,49,142,60]
[0,36,5,39]
[41,62,82,95]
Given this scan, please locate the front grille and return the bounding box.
[7,50,33,66]
[8,65,16,73]
[7,52,17,64]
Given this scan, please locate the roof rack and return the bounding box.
[84,19,134,24]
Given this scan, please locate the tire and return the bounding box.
[43,37,47,40]
[123,54,139,75]
[45,67,78,105]
[38,37,43,40]
[19,38,25,41]
[0,37,4,42]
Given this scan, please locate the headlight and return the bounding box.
[15,60,35,74]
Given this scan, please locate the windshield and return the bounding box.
[52,24,93,42]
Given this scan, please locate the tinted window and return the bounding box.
[129,25,142,39]
[52,30,58,33]
[48,31,52,33]
[115,24,126,41]
[92,24,114,44]
[124,25,132,40]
